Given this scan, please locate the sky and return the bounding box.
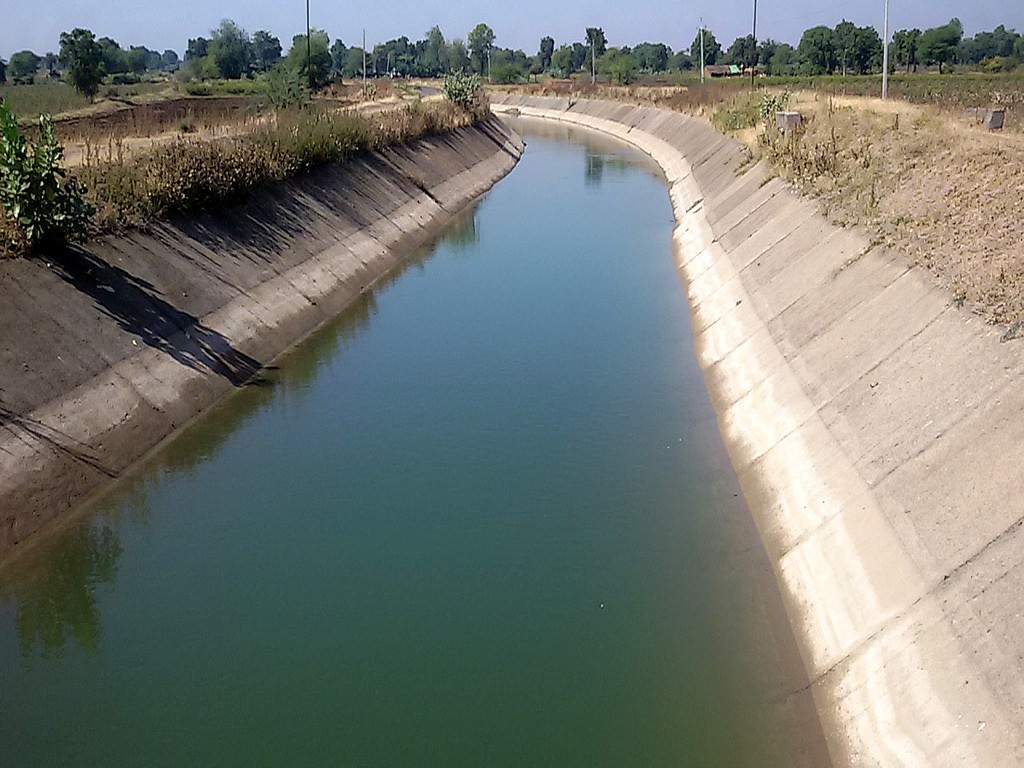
[2,0,1019,61]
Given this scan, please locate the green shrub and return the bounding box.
[0,100,94,250]
[443,71,486,114]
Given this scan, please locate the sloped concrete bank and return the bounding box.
[492,96,1024,766]
[0,116,523,554]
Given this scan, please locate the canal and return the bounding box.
[0,118,827,766]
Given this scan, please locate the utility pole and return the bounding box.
[362,29,367,94]
[882,0,890,99]
[487,47,492,83]
[700,19,705,84]
[750,0,758,89]
[591,31,597,85]
[305,0,312,91]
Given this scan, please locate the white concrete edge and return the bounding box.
[491,100,1003,767]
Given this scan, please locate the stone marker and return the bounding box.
[776,111,802,133]
[983,109,1005,131]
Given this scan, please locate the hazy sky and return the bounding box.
[2,0,1019,61]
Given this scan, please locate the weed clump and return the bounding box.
[0,100,94,252]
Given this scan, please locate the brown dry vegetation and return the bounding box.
[0,98,481,256]
[757,94,1024,325]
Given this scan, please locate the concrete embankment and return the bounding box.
[0,116,522,553]
[492,96,1024,766]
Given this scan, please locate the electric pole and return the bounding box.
[362,29,367,94]
[750,0,758,88]
[882,0,890,99]
[305,0,312,91]
[700,19,705,84]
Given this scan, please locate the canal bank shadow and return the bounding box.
[48,245,261,386]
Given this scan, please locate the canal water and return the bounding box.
[0,119,827,766]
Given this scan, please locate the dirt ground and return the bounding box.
[752,92,1024,327]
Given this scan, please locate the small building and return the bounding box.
[704,64,743,78]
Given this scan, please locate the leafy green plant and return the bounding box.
[443,70,485,113]
[760,90,791,122]
[0,99,94,250]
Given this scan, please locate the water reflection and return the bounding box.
[6,522,122,658]
[0,197,485,659]
[585,150,635,186]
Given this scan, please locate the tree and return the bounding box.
[160,50,179,70]
[42,52,58,76]
[633,42,670,72]
[797,25,837,74]
[58,29,104,100]
[342,47,365,79]
[551,45,574,76]
[539,36,555,71]
[0,59,6,83]
[209,19,252,79]
[468,23,495,76]
[690,30,722,66]
[421,26,447,76]
[448,39,470,72]
[723,35,756,69]
[764,42,796,75]
[852,26,882,74]
[252,30,282,73]
[329,39,348,77]
[668,51,693,71]
[600,48,635,84]
[286,29,332,88]
[585,27,607,58]
[185,37,208,61]
[892,29,921,72]
[126,46,148,75]
[585,27,607,81]
[834,20,857,75]
[917,18,962,73]
[8,51,41,83]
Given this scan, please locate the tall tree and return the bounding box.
[209,19,252,79]
[797,25,837,74]
[329,39,348,77]
[8,50,41,82]
[421,26,447,75]
[633,42,670,72]
[58,29,104,99]
[126,46,148,74]
[95,37,126,74]
[185,37,208,61]
[723,35,757,68]
[160,50,179,69]
[917,18,962,73]
[252,30,282,72]
[448,39,470,72]
[551,44,574,76]
[585,26,607,81]
[468,23,495,76]
[286,29,332,88]
[834,20,857,75]
[690,30,722,66]
[538,36,555,71]
[892,29,921,72]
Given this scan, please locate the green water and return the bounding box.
[0,121,827,766]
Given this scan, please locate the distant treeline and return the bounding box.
[1,16,1021,90]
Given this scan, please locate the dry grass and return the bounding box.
[753,93,1024,324]
[1,100,482,255]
